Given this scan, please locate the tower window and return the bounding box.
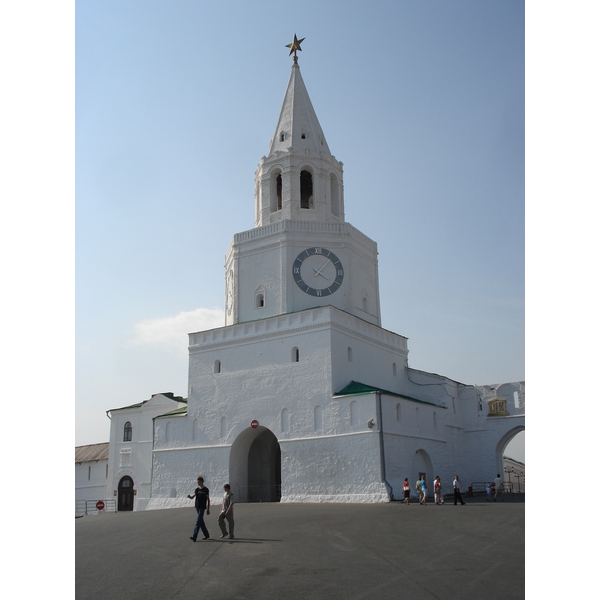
[214,360,221,374]
[330,173,340,217]
[347,347,353,362]
[301,133,306,139]
[256,293,265,308]
[300,170,313,209]
[270,171,282,213]
[280,132,285,142]
[292,347,299,363]
[123,421,132,442]
[276,174,282,210]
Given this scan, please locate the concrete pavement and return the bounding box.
[76,496,524,600]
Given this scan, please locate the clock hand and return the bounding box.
[313,267,330,280]
[313,260,330,279]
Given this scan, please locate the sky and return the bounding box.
[73,0,525,457]
[4,1,600,597]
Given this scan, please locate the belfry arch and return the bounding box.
[229,426,281,503]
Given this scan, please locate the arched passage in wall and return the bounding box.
[229,426,281,503]
[495,425,525,491]
[411,449,434,498]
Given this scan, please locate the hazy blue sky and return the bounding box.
[74,0,525,457]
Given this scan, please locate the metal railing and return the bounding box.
[75,499,117,515]
[469,481,518,495]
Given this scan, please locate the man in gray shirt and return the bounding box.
[218,483,234,539]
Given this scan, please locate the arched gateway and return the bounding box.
[229,426,281,503]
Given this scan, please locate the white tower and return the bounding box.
[225,48,381,327]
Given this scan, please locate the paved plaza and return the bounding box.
[76,497,524,600]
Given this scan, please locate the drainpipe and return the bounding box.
[376,391,394,501]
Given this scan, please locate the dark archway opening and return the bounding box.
[230,426,281,503]
[118,476,134,511]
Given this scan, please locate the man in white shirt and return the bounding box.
[493,474,504,501]
[453,475,465,505]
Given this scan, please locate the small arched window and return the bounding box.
[123,421,132,442]
[281,408,289,433]
[314,405,323,432]
[330,173,339,217]
[270,170,282,212]
[292,347,299,363]
[214,360,221,374]
[276,173,282,210]
[256,293,265,308]
[396,403,401,422]
[347,347,353,362]
[393,362,397,376]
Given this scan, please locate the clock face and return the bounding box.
[293,247,344,297]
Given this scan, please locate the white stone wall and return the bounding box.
[281,432,388,502]
[75,459,108,503]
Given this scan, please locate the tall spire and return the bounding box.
[267,37,331,158]
[254,37,344,227]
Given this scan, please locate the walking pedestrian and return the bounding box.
[217,483,234,539]
[494,473,504,501]
[420,476,428,504]
[416,477,423,504]
[453,475,465,505]
[434,476,442,505]
[188,476,211,541]
[402,478,410,505]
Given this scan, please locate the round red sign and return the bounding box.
[96,500,105,511]
[251,419,258,429]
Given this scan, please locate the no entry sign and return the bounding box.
[251,419,259,429]
[96,500,105,511]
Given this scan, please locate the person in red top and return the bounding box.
[402,478,410,505]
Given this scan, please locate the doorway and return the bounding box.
[230,426,281,502]
[118,476,134,511]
